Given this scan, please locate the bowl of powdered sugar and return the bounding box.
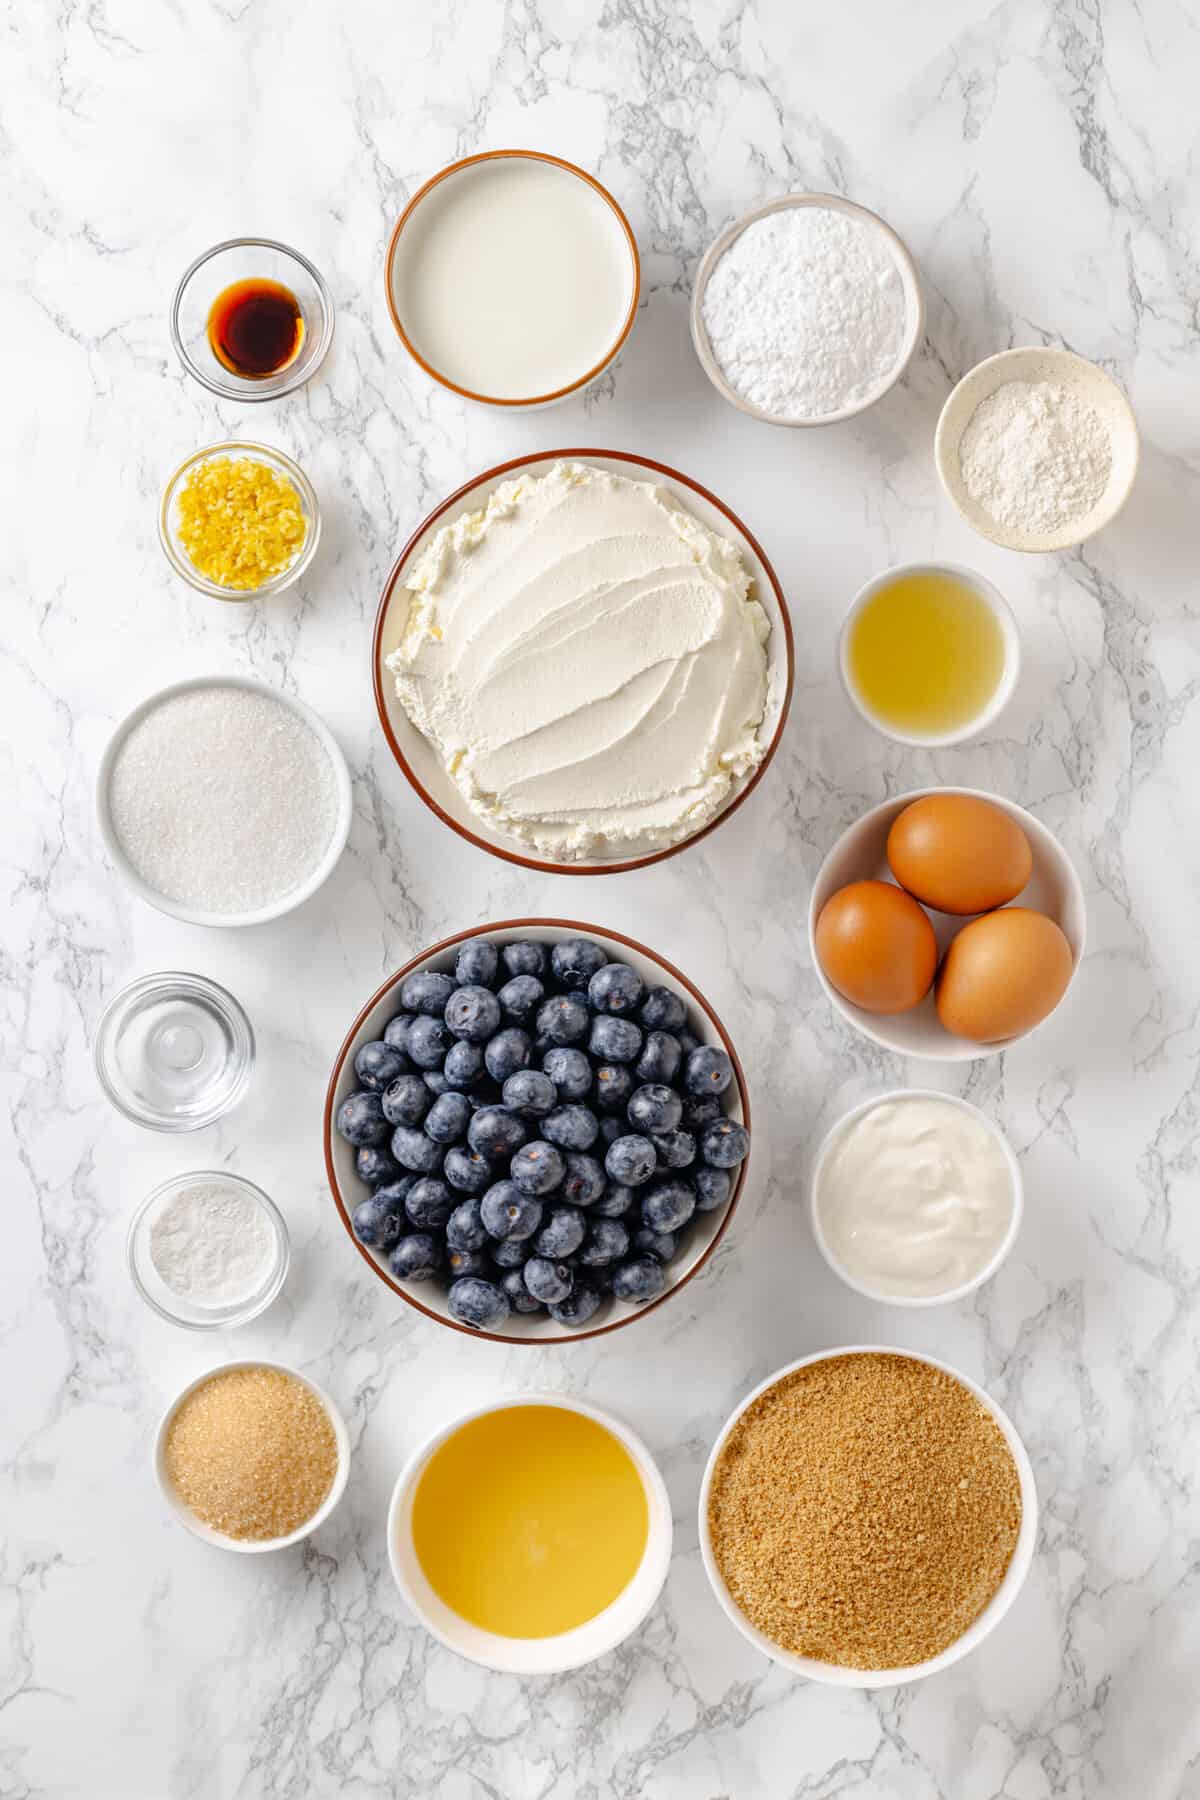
[691,193,923,427]
[935,346,1139,552]
[128,1171,289,1329]
[98,674,352,927]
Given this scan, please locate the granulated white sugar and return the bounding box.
[107,684,339,914]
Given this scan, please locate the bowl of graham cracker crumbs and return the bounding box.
[700,1347,1036,1685]
[154,1360,350,1552]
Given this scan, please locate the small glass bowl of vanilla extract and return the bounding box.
[170,238,334,401]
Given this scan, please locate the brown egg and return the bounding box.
[887,794,1033,916]
[936,907,1073,1042]
[815,880,938,1014]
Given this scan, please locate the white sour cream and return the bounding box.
[814,1095,1016,1300]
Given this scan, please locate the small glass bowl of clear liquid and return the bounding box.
[94,972,254,1131]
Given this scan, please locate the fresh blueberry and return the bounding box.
[503,1069,558,1119]
[632,1225,677,1261]
[588,962,644,1015]
[381,1072,432,1127]
[356,1144,401,1186]
[510,1141,565,1197]
[694,1165,733,1211]
[481,1179,544,1240]
[536,994,590,1046]
[685,1045,733,1097]
[678,1027,701,1056]
[351,1190,408,1252]
[598,1116,623,1147]
[446,1196,488,1251]
[701,1119,750,1169]
[640,985,687,1032]
[336,1090,390,1148]
[354,1040,409,1091]
[651,1128,697,1170]
[549,1281,602,1328]
[636,1030,682,1085]
[551,938,608,989]
[399,970,456,1017]
[447,1276,510,1331]
[405,1176,454,1230]
[446,1245,490,1280]
[390,1125,445,1175]
[423,1070,451,1096]
[468,1105,527,1159]
[455,941,499,988]
[542,1046,592,1101]
[485,1027,532,1082]
[578,1217,630,1267]
[592,1181,634,1218]
[502,941,546,978]
[562,1153,605,1208]
[445,985,502,1043]
[382,1012,414,1053]
[424,1090,472,1144]
[406,1015,453,1070]
[627,1083,683,1135]
[489,1235,531,1269]
[611,1256,667,1304]
[498,973,544,1021]
[593,1063,633,1113]
[542,1104,599,1152]
[588,1015,643,1064]
[524,1256,574,1304]
[389,1233,441,1281]
[499,1267,544,1314]
[605,1134,657,1187]
[443,1145,493,1195]
[443,1039,485,1090]
[641,1178,696,1233]
[682,1094,723,1131]
[534,1203,586,1258]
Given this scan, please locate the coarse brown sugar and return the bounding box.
[707,1352,1022,1670]
[164,1365,338,1541]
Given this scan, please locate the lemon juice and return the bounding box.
[846,568,1007,737]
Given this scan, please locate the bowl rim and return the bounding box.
[690,191,925,428]
[158,439,322,601]
[371,446,796,875]
[807,785,1088,1061]
[808,1087,1024,1307]
[127,1169,290,1329]
[93,969,256,1132]
[96,672,353,929]
[386,1391,673,1672]
[384,148,641,408]
[698,1344,1039,1685]
[933,346,1140,552]
[153,1357,351,1553]
[323,917,752,1345]
[169,236,336,402]
[837,560,1022,748]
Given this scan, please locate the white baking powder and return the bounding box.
[700,205,910,419]
[148,1181,274,1305]
[108,684,338,914]
[958,379,1112,535]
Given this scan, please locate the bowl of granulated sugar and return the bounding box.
[98,674,353,928]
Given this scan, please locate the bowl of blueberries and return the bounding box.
[324,920,751,1342]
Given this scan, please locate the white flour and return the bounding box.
[700,205,910,419]
[958,380,1112,535]
[149,1180,274,1305]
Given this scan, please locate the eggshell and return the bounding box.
[936,907,1074,1042]
[887,795,1033,916]
[815,880,938,1015]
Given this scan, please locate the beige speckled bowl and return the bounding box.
[935,347,1139,552]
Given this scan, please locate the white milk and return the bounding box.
[391,157,635,401]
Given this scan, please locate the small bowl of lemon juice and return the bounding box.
[839,562,1020,748]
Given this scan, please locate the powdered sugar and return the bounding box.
[958,380,1112,536]
[149,1180,274,1305]
[700,205,911,420]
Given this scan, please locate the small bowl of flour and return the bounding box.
[128,1171,289,1329]
[935,346,1139,552]
[691,193,923,427]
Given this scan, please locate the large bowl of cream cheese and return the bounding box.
[373,453,794,874]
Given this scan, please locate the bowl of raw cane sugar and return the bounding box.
[699,1347,1037,1686]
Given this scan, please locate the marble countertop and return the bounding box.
[6,0,1199,1794]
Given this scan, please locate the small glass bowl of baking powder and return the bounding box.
[128,1171,289,1330]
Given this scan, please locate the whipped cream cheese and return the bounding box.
[386,461,772,859]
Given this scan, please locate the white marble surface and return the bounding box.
[5,0,1200,1794]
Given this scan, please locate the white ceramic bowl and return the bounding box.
[699,1346,1038,1686]
[808,787,1086,1061]
[690,192,924,427]
[324,919,751,1345]
[935,347,1139,552]
[97,674,353,929]
[154,1359,350,1553]
[838,561,1020,748]
[372,449,794,875]
[388,1393,672,1673]
[809,1089,1023,1306]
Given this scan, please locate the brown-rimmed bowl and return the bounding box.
[324,919,751,1345]
[372,449,795,876]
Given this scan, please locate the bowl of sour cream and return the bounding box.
[810,1090,1022,1307]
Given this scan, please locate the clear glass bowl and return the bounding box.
[170,237,334,402]
[129,1172,289,1330]
[95,972,255,1132]
[159,440,320,601]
